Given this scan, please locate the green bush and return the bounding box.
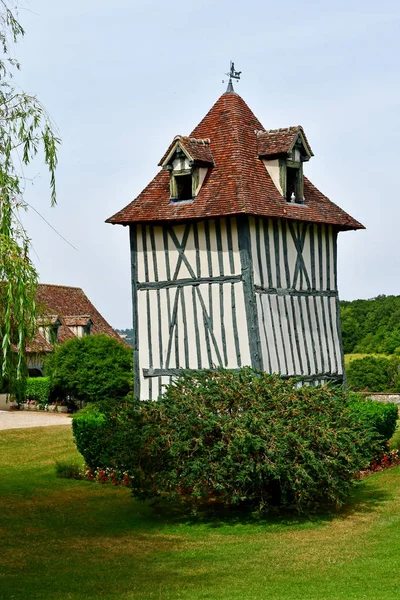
[348,394,398,445]
[26,377,51,406]
[346,355,400,392]
[127,369,378,514]
[389,421,400,451]
[72,398,141,471]
[45,334,133,404]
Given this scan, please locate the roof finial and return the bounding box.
[223,61,241,93]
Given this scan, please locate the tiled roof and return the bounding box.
[256,126,313,158]
[37,315,61,326]
[63,316,92,327]
[25,332,53,354]
[107,91,363,231]
[159,136,214,167]
[25,284,122,354]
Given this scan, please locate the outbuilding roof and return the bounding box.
[107,91,363,231]
[25,285,122,354]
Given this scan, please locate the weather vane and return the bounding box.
[223,61,241,92]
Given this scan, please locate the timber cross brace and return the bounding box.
[128,215,347,400]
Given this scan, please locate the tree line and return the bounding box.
[341,295,400,355]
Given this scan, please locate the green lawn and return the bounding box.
[344,353,390,367]
[1,426,400,599]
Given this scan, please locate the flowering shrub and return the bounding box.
[83,466,131,487]
[360,447,400,477]
[55,460,132,486]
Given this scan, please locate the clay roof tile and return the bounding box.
[107,92,363,231]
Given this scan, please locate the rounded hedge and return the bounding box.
[130,369,379,513]
[72,397,141,471]
[26,376,51,406]
[45,334,133,405]
[348,393,398,444]
[73,369,383,514]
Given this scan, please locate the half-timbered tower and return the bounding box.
[107,88,364,400]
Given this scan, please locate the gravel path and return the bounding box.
[0,410,71,430]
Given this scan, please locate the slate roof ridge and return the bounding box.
[256,125,302,134]
[182,136,211,145]
[38,283,83,291]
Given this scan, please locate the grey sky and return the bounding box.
[14,0,400,328]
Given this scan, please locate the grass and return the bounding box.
[344,353,390,367]
[1,426,400,599]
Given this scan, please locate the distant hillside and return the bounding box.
[340,295,400,355]
[115,328,134,348]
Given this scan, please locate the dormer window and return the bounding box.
[38,316,61,345]
[158,135,214,203]
[286,166,300,202]
[169,148,196,201]
[175,173,193,201]
[256,126,313,205]
[285,141,305,203]
[64,316,92,338]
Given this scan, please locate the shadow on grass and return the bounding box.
[113,473,396,533]
[338,476,395,518]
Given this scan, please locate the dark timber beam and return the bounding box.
[254,286,338,298]
[238,216,263,370]
[130,225,140,399]
[138,274,242,290]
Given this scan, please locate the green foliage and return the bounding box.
[103,369,375,514]
[45,335,133,404]
[55,461,83,480]
[115,328,134,348]
[25,377,51,406]
[72,404,106,469]
[0,1,60,383]
[348,393,398,444]
[346,355,400,392]
[389,421,400,451]
[341,295,400,355]
[72,398,141,471]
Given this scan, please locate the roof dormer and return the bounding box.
[37,315,61,344]
[256,126,313,204]
[159,136,214,203]
[64,315,93,338]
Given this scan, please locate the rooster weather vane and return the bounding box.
[223,61,241,92]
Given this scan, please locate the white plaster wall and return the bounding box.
[257,293,343,377]
[249,218,337,293]
[250,217,342,378]
[136,218,250,399]
[137,219,242,283]
[195,167,208,195]
[263,159,283,195]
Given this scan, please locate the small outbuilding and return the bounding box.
[26,284,122,376]
[107,83,364,400]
